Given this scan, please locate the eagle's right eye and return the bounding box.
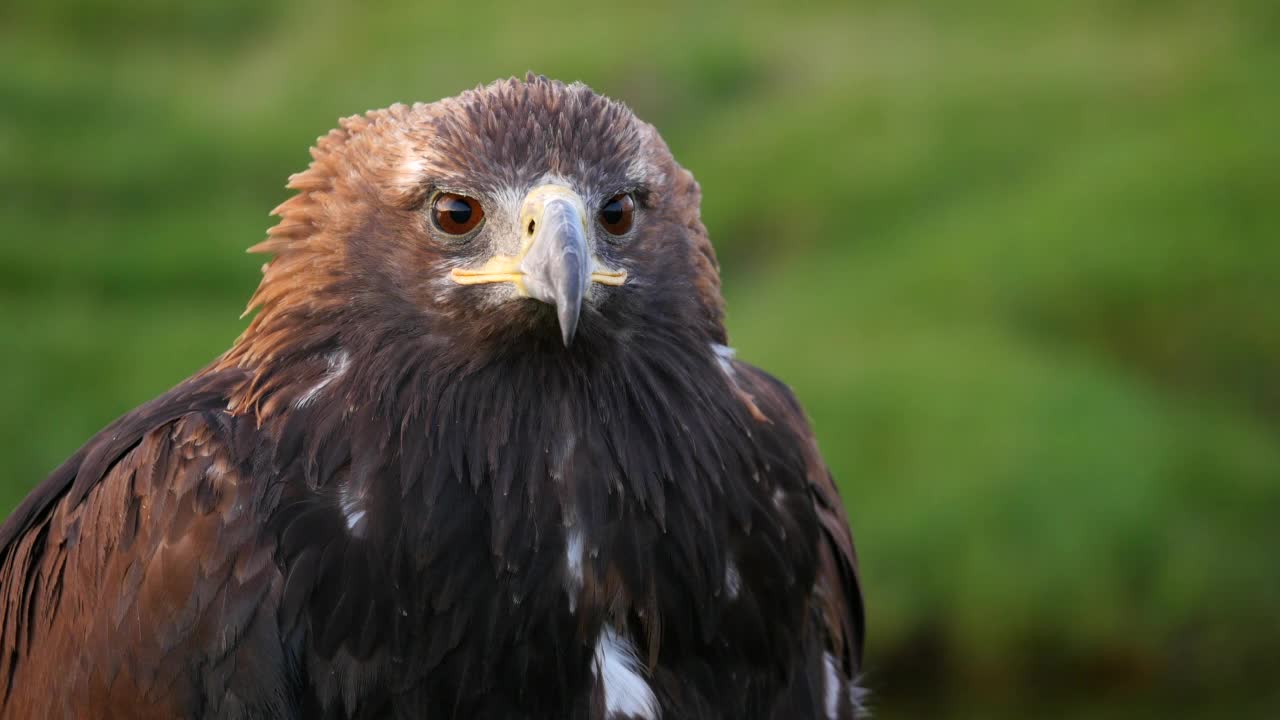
[432,193,485,236]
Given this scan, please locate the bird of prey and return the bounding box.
[0,75,864,719]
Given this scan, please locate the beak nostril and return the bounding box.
[527,219,536,236]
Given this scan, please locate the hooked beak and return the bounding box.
[521,190,590,345]
[450,185,627,346]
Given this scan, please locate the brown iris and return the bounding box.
[432,192,484,235]
[598,193,635,235]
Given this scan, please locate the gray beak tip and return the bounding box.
[556,290,581,347]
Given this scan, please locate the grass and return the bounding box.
[1,0,1278,713]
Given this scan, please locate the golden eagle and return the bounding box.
[0,76,864,719]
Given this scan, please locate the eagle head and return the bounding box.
[230,75,726,399]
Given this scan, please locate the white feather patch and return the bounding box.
[295,350,350,409]
[593,627,660,719]
[394,155,428,195]
[724,557,741,600]
[823,652,868,718]
[711,343,737,377]
[565,527,585,613]
[339,482,365,533]
[823,652,843,719]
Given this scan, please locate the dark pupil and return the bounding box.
[445,199,471,225]
[601,201,623,225]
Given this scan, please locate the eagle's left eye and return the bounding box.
[432,193,485,236]
[598,193,635,235]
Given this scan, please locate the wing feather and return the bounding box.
[0,371,290,718]
[731,362,866,677]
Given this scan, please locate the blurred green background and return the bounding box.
[1,0,1277,716]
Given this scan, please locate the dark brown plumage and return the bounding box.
[0,75,864,719]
